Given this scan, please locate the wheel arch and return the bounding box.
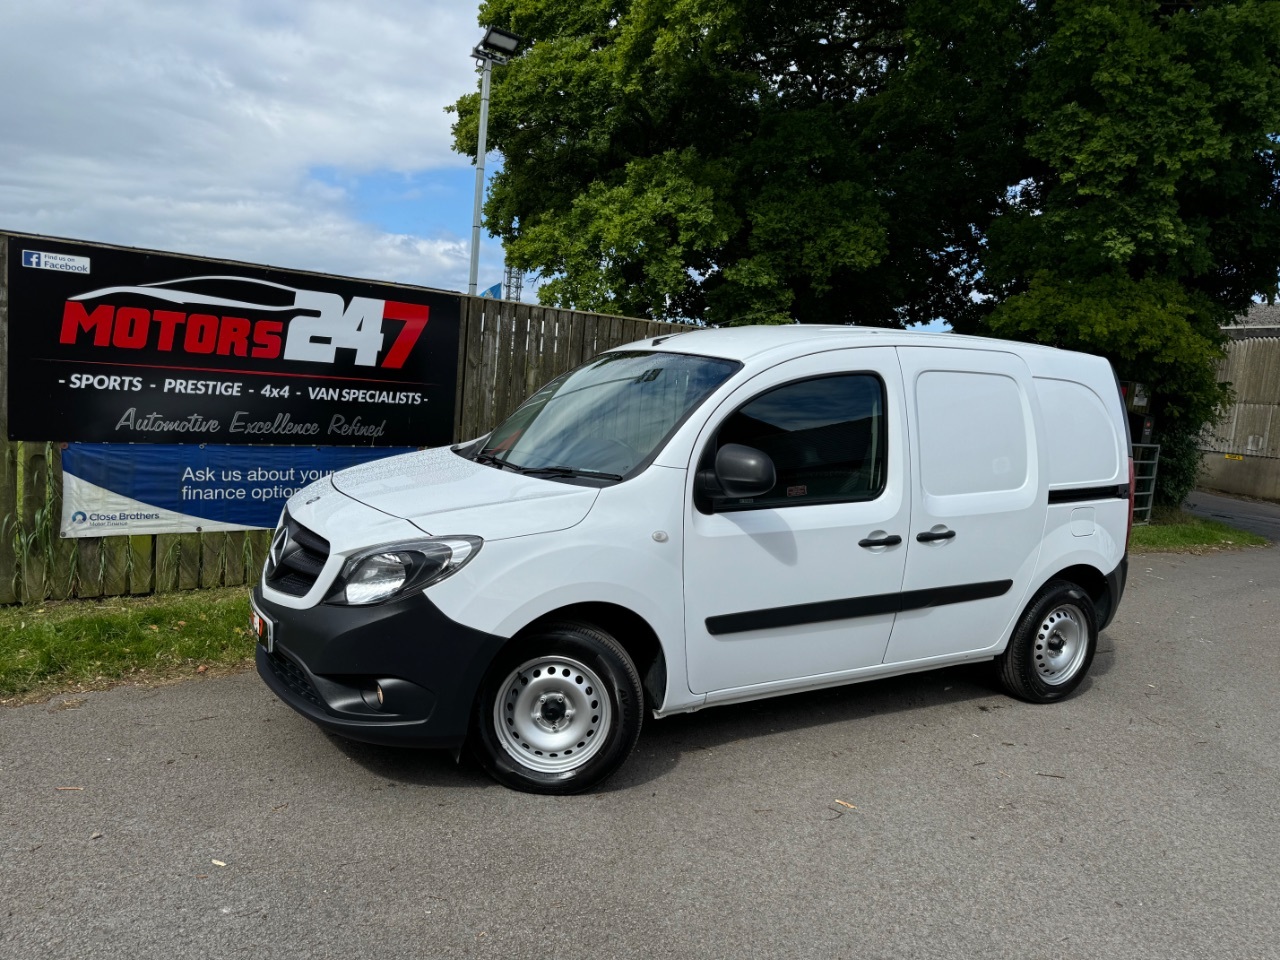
[1039,563,1112,627]
[518,602,668,712]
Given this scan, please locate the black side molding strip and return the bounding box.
[1048,484,1129,505]
[705,579,1014,636]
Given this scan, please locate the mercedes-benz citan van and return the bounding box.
[253,326,1132,793]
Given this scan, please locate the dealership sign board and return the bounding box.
[7,237,461,445]
[61,443,413,537]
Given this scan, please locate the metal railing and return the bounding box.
[1132,443,1160,524]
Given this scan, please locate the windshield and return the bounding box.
[478,351,739,478]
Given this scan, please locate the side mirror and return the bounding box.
[714,444,776,500]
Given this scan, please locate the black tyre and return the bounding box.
[470,621,644,794]
[997,580,1098,703]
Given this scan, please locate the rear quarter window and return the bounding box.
[1034,378,1120,485]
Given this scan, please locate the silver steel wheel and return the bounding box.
[1033,603,1089,686]
[492,655,612,774]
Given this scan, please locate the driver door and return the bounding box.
[683,347,910,697]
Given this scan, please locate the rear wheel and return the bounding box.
[471,621,643,794]
[997,580,1098,703]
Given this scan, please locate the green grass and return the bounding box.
[0,587,256,703]
[1129,508,1268,552]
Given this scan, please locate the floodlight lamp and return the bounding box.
[474,25,525,62]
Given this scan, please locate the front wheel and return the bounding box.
[996,580,1098,703]
[470,621,644,794]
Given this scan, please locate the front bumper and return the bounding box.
[253,586,508,749]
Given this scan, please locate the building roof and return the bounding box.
[1225,304,1280,339]
[1236,302,1280,326]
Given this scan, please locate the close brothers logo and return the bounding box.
[74,511,163,524]
[58,275,430,370]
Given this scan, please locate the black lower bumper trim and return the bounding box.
[253,587,508,749]
[1100,554,1128,631]
[1095,552,1126,634]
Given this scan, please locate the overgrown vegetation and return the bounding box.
[1130,507,1267,552]
[1148,428,1210,509]
[0,587,255,702]
[2,440,75,603]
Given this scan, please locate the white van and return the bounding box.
[252,326,1132,793]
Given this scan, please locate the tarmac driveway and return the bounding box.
[1186,488,1280,540]
[2,544,1278,960]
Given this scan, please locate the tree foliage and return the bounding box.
[451,0,1280,498]
[452,0,1039,325]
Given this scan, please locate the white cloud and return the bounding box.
[0,0,502,290]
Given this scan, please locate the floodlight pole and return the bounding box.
[466,56,493,298]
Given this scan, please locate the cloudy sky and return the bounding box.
[0,0,507,294]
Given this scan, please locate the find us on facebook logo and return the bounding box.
[22,250,91,273]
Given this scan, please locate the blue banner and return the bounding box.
[61,444,415,537]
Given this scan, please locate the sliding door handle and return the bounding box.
[858,534,902,548]
[916,529,956,543]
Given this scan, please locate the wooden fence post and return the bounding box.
[154,534,181,593]
[224,531,246,586]
[76,538,104,598]
[19,442,49,602]
[128,536,154,594]
[200,532,225,589]
[178,532,201,590]
[102,536,130,597]
[46,444,76,600]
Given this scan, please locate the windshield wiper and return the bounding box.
[516,465,624,481]
[473,452,515,470]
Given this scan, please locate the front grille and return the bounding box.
[266,512,331,597]
[265,648,326,709]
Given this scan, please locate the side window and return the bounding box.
[1034,378,1119,485]
[916,371,1028,496]
[710,374,886,509]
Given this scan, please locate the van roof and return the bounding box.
[615,324,1065,363]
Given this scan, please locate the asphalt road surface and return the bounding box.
[1186,488,1280,540]
[3,545,1278,960]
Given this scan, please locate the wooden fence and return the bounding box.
[451,295,682,441]
[0,234,684,603]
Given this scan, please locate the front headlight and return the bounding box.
[326,537,482,606]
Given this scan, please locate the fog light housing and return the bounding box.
[360,683,386,711]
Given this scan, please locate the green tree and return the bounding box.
[452,0,1038,325]
[451,0,1280,502]
[974,1,1280,503]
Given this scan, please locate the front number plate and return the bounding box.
[250,599,274,653]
